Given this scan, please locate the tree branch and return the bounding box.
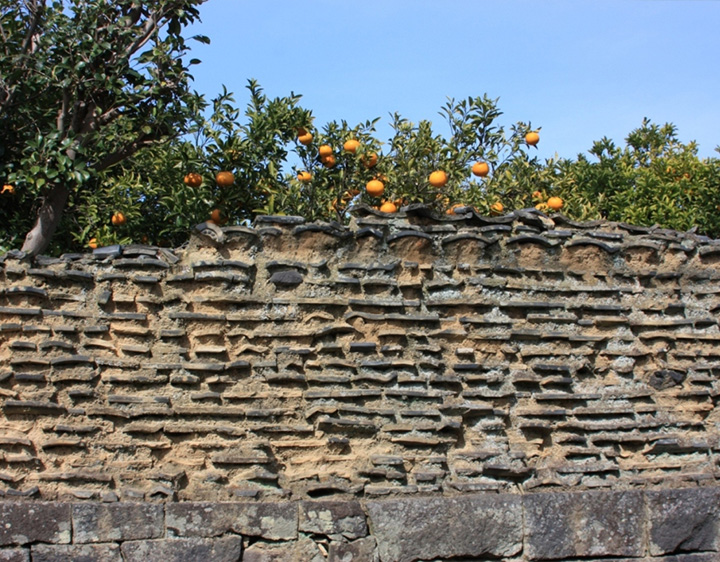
[93,134,159,172]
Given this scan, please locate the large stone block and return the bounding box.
[647,487,720,556]
[31,543,122,562]
[121,537,242,562]
[0,548,29,562]
[366,493,522,562]
[524,490,645,560]
[299,500,368,539]
[72,503,164,543]
[0,503,71,546]
[166,502,297,541]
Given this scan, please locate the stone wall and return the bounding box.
[1,204,720,560]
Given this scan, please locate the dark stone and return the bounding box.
[120,537,242,562]
[299,501,368,539]
[72,502,164,543]
[328,537,377,562]
[649,369,687,390]
[648,487,720,556]
[524,490,644,560]
[0,548,29,562]
[366,493,522,562]
[31,543,121,562]
[270,270,304,286]
[166,502,297,540]
[0,503,71,546]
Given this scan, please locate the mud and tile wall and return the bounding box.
[1,205,719,505]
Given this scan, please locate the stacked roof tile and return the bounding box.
[0,204,719,501]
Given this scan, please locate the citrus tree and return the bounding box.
[0,0,208,255]
[550,119,720,235]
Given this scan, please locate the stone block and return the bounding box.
[121,537,242,562]
[166,502,297,540]
[0,548,29,562]
[72,503,164,543]
[242,536,323,562]
[366,493,522,562]
[328,537,378,562]
[648,487,720,556]
[0,502,71,546]
[524,490,645,560]
[31,543,121,562]
[299,501,367,539]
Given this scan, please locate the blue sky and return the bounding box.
[185,0,720,162]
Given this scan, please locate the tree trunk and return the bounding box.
[20,183,69,256]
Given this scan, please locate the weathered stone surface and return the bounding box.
[366,494,522,562]
[299,501,368,539]
[328,537,378,562]
[31,543,121,562]
[166,502,297,541]
[648,487,720,556]
[524,490,645,560]
[72,503,164,543]
[0,503,71,546]
[121,537,242,562]
[242,536,323,562]
[0,548,29,562]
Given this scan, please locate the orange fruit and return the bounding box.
[379,201,397,213]
[362,152,378,168]
[428,170,448,188]
[298,132,313,145]
[344,139,360,153]
[536,202,549,212]
[321,155,336,168]
[88,238,98,249]
[525,132,540,146]
[547,196,564,210]
[366,179,385,198]
[471,162,490,177]
[447,204,466,215]
[490,201,504,215]
[532,190,543,200]
[297,171,312,183]
[1,184,15,194]
[184,173,202,187]
[215,171,234,187]
[318,145,333,158]
[209,209,224,224]
[111,212,126,226]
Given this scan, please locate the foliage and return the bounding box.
[0,0,208,254]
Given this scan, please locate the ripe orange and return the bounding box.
[362,152,378,168]
[532,190,543,200]
[297,171,312,183]
[318,145,333,158]
[525,132,540,146]
[490,201,504,215]
[215,171,234,187]
[536,202,549,212]
[88,238,98,249]
[379,201,397,213]
[471,162,490,177]
[447,204,466,215]
[111,212,126,226]
[184,173,202,187]
[298,132,313,145]
[429,170,448,188]
[1,184,15,194]
[547,196,564,210]
[210,209,224,224]
[366,179,385,198]
[344,139,360,153]
[321,155,336,168]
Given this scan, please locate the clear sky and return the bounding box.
[184,0,720,162]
